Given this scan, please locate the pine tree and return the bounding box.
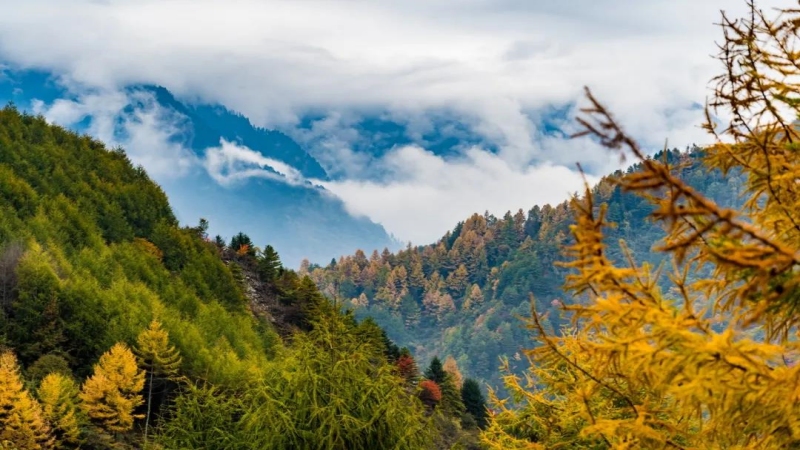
[461,378,487,429]
[38,372,81,446]
[258,245,282,282]
[0,351,54,449]
[409,259,426,296]
[134,320,181,446]
[79,343,145,433]
[229,232,254,257]
[424,357,446,384]
[242,312,431,449]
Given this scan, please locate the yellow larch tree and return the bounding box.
[482,1,800,449]
[0,351,54,449]
[442,356,463,390]
[134,319,181,445]
[38,372,81,448]
[79,342,145,434]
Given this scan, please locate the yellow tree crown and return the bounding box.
[79,342,145,433]
[0,351,54,449]
[482,2,800,449]
[38,372,81,446]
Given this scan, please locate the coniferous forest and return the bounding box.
[4,1,800,449]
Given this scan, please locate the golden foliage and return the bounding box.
[38,373,81,447]
[442,356,463,389]
[79,342,145,433]
[0,351,54,449]
[483,2,800,449]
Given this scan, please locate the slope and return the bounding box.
[0,71,399,267]
[0,105,439,449]
[308,147,748,390]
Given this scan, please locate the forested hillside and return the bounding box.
[308,147,747,388]
[0,106,484,449]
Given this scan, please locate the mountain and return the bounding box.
[307,147,748,391]
[0,105,491,449]
[0,69,398,267]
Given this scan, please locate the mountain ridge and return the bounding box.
[0,70,400,266]
[308,147,748,390]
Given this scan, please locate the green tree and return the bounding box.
[155,383,246,450]
[461,378,487,429]
[242,312,431,449]
[257,245,282,282]
[424,357,446,384]
[230,232,254,256]
[134,320,182,446]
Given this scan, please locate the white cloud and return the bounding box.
[32,89,199,180]
[0,1,777,135]
[31,91,306,190]
[204,139,307,186]
[319,145,598,244]
[0,0,780,243]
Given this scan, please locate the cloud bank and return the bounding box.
[0,0,780,244]
[318,145,598,244]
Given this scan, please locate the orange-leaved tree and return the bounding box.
[482,1,800,449]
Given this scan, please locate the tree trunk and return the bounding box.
[144,368,154,448]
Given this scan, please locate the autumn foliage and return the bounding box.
[0,351,53,449]
[79,343,145,433]
[396,353,419,383]
[38,372,81,446]
[418,380,442,408]
[482,1,800,449]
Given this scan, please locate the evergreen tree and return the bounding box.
[424,357,446,384]
[154,383,246,449]
[257,245,282,282]
[242,312,431,449]
[230,232,254,256]
[79,343,145,433]
[460,378,487,429]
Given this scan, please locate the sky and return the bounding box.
[0,0,786,244]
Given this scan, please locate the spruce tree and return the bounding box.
[258,245,282,282]
[424,357,446,384]
[460,378,487,429]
